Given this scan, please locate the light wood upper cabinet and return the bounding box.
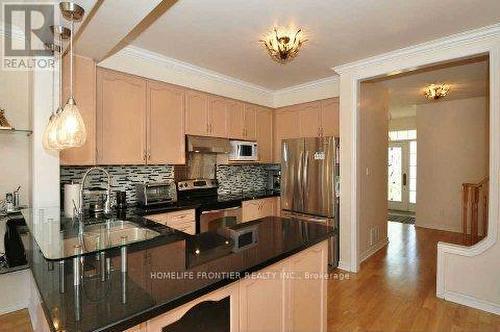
[273,107,300,163]
[97,68,147,165]
[227,101,245,139]
[255,107,273,163]
[60,55,96,165]
[299,101,322,137]
[208,96,228,138]
[321,97,339,136]
[243,105,257,140]
[147,81,185,165]
[185,90,209,136]
[227,102,257,141]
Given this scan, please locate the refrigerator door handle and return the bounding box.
[302,151,309,209]
[297,151,304,211]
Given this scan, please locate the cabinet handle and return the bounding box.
[143,150,146,161]
[148,149,151,160]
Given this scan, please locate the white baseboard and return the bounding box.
[0,303,28,316]
[360,238,389,263]
[337,261,351,271]
[415,222,462,233]
[442,291,500,315]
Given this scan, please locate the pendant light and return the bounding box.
[56,2,86,149]
[42,25,70,151]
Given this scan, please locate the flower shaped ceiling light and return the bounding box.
[260,26,307,64]
[423,83,450,100]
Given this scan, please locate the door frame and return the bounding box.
[335,26,500,276]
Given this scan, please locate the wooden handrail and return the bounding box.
[462,177,489,245]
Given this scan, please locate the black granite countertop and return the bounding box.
[28,215,334,332]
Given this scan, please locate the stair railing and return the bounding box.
[462,177,489,245]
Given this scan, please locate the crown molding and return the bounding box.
[120,46,273,95]
[101,45,341,108]
[274,75,339,94]
[333,23,500,74]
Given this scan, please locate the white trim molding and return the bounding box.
[98,45,340,108]
[333,22,500,313]
[360,238,389,263]
[273,75,339,108]
[99,45,275,107]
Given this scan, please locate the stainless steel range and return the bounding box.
[177,179,242,233]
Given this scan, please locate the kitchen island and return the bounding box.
[24,208,333,332]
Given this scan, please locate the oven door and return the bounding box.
[200,207,242,233]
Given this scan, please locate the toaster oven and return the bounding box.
[135,181,177,206]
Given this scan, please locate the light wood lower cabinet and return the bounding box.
[242,197,278,222]
[128,240,328,332]
[239,261,287,332]
[288,242,328,332]
[146,209,196,235]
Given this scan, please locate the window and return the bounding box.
[388,129,417,141]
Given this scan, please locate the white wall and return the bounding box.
[416,97,489,232]
[0,35,32,206]
[0,270,31,315]
[358,83,389,260]
[388,116,416,130]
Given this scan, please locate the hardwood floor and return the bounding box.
[0,308,32,332]
[328,222,500,331]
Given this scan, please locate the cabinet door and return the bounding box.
[273,197,281,216]
[273,108,300,163]
[96,69,146,164]
[60,55,96,165]
[321,98,339,137]
[147,81,185,165]
[244,105,257,140]
[185,90,209,136]
[255,108,273,163]
[227,100,245,139]
[299,101,322,137]
[242,200,260,222]
[239,262,286,332]
[288,241,328,332]
[208,96,228,138]
[261,198,274,217]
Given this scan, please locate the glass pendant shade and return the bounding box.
[56,97,86,148]
[43,110,63,150]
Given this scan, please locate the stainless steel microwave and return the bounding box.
[228,140,258,161]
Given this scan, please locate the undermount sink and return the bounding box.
[64,220,160,254]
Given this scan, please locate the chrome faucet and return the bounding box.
[78,167,112,216]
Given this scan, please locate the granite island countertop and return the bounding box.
[27,214,334,332]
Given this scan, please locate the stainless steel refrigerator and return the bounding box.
[281,137,340,268]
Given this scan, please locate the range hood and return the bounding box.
[186,135,231,154]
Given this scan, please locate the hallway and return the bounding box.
[328,222,500,331]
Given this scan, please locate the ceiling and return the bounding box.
[379,59,489,119]
[132,0,500,90]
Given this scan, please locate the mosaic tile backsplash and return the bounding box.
[60,165,174,204]
[61,164,280,204]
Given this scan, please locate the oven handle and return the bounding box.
[201,206,241,214]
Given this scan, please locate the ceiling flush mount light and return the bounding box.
[424,83,450,100]
[260,26,307,64]
[56,2,86,149]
